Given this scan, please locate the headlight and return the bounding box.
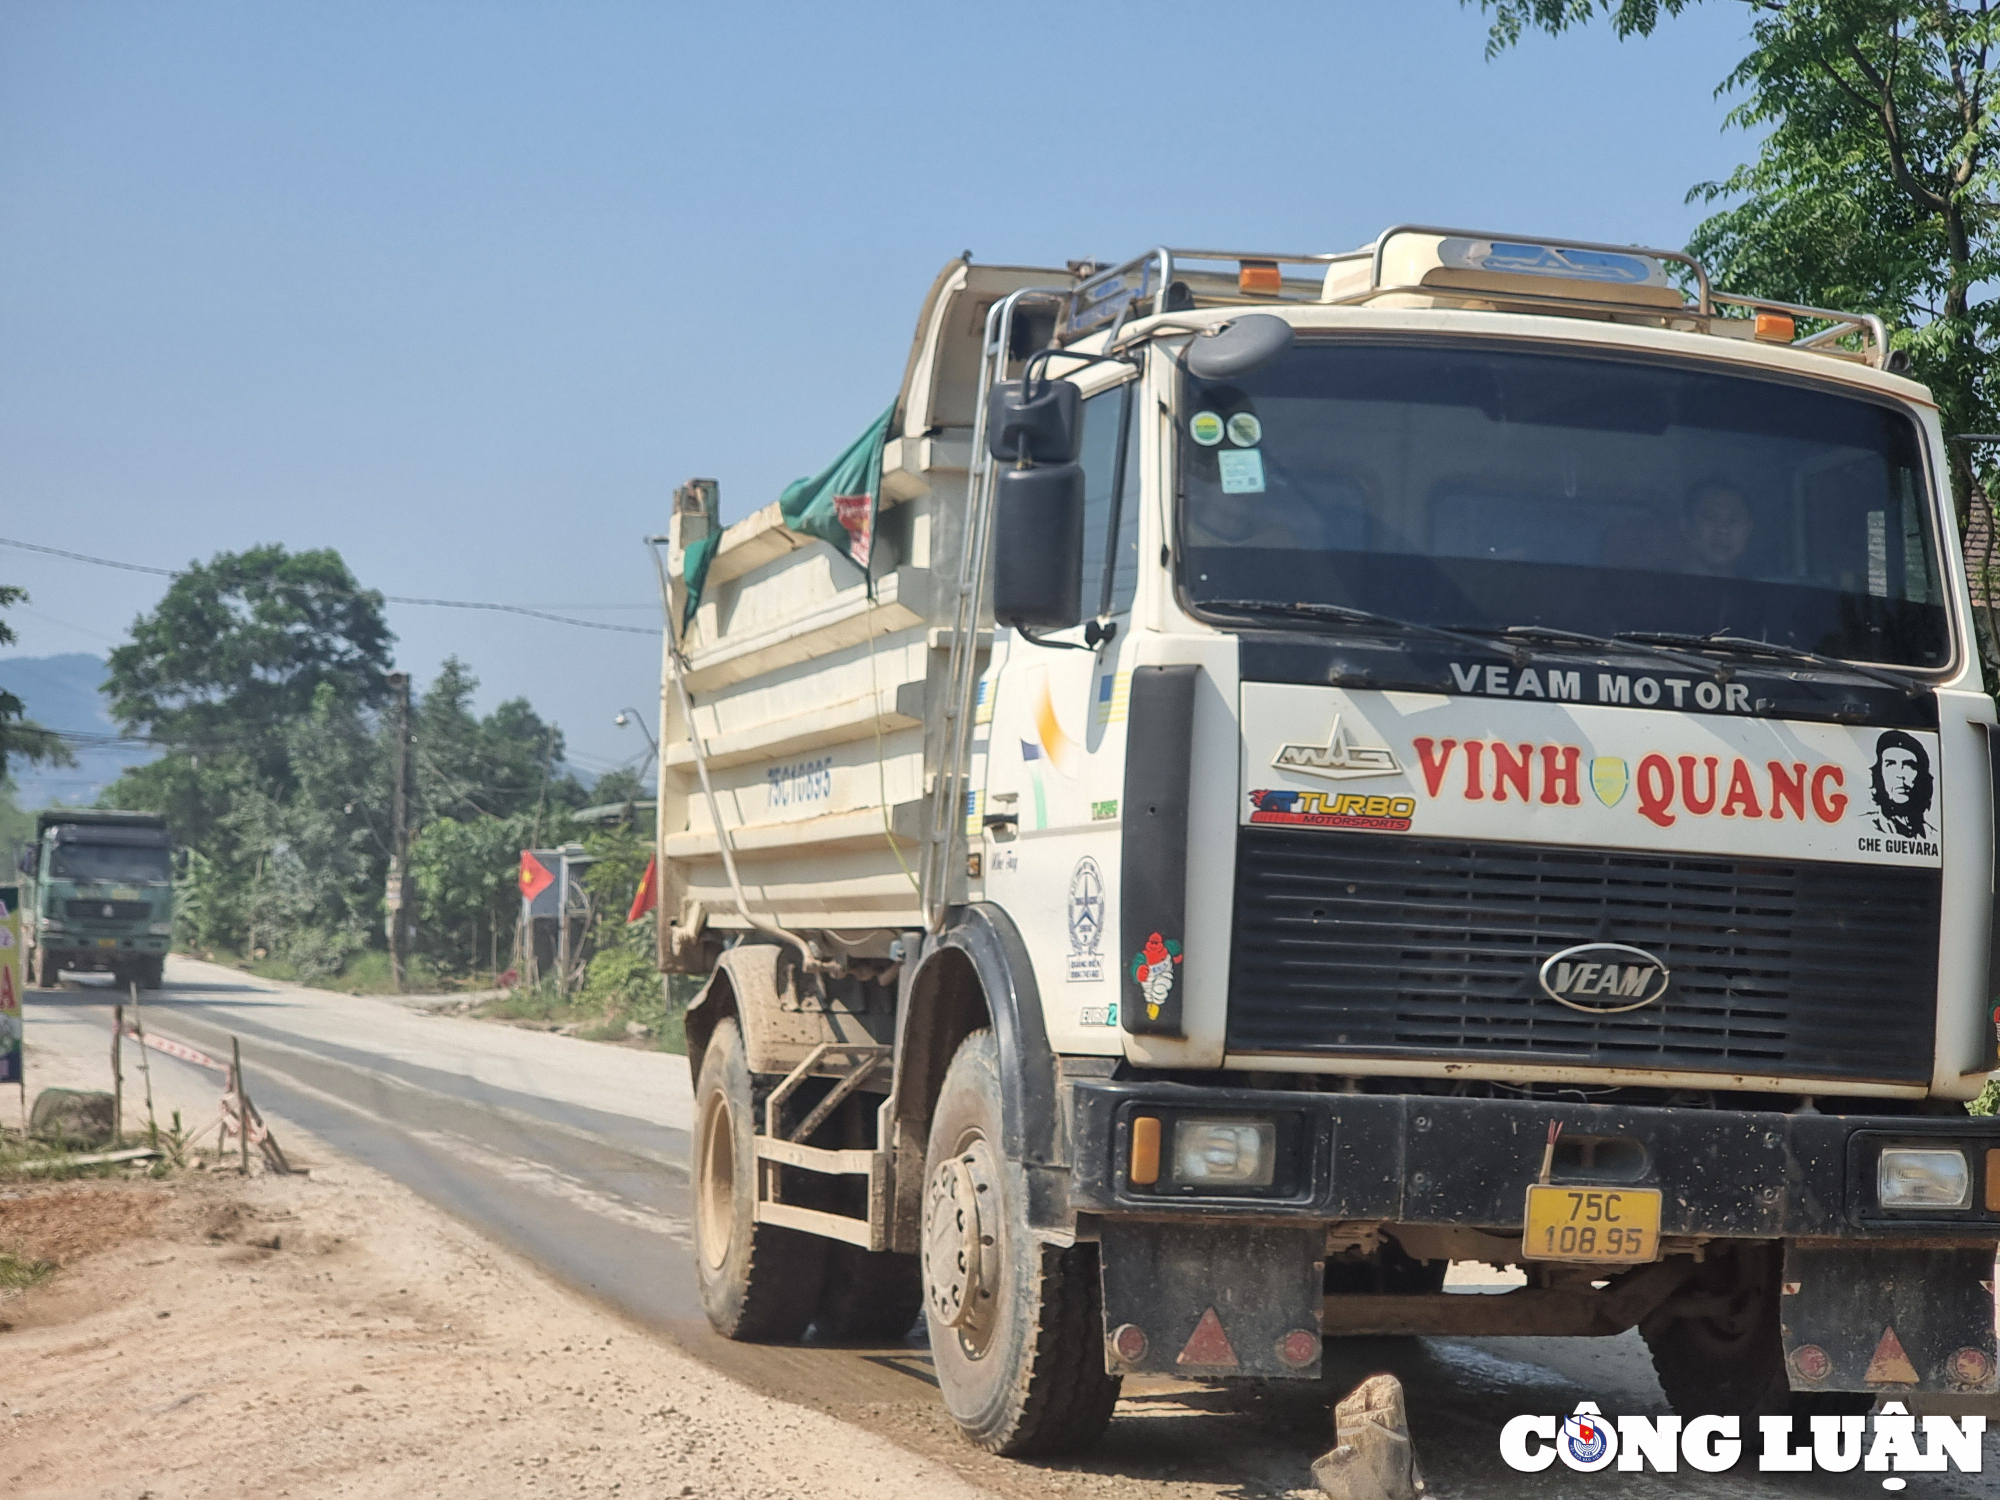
[41,919,64,933]
[1172,1117,1276,1188]
[1878,1148,1971,1209]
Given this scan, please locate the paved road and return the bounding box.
[22,957,1999,1498]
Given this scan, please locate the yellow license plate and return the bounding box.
[97,938,117,948]
[1522,1184,1662,1264]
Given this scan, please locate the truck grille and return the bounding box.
[1225,830,1941,1085]
[65,900,152,923]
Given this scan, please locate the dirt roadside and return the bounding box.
[0,1158,1001,1500]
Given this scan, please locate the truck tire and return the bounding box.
[921,1029,1119,1455]
[1642,1242,1873,1418]
[814,1242,924,1343]
[692,1016,827,1341]
[140,957,166,991]
[32,948,57,989]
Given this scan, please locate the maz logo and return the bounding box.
[1272,717,1400,781]
[1537,943,1670,1014]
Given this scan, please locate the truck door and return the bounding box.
[980,376,1141,1047]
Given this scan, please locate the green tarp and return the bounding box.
[680,400,895,637]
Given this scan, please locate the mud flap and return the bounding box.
[1099,1221,1322,1379]
[1781,1243,2000,1394]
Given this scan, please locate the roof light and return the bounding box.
[1239,260,1282,296]
[1754,311,1796,343]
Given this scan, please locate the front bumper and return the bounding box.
[1069,1081,2000,1240]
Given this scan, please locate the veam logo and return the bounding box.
[1272,717,1400,780]
[1537,943,1669,1013]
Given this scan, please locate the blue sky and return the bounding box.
[0,0,1759,778]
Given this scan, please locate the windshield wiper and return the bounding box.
[1614,630,1923,696]
[1448,623,1733,681]
[1196,598,1499,655]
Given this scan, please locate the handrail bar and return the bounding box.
[920,285,1069,929]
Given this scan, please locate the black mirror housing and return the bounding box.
[992,464,1086,629]
[987,378,1082,464]
[1185,313,1295,381]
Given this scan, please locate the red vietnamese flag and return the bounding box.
[627,855,658,923]
[519,851,554,904]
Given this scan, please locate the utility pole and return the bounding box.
[386,671,411,992]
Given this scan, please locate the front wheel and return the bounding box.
[691,1016,827,1340]
[921,1029,1119,1456]
[32,948,58,989]
[1642,1242,1873,1418]
[139,957,166,990]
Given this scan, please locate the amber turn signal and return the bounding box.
[1754,311,1796,343]
[1985,1148,2000,1212]
[1130,1115,1162,1186]
[1239,260,1283,296]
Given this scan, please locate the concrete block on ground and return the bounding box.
[28,1088,116,1147]
[1311,1372,1426,1500]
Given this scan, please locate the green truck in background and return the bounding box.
[17,810,173,989]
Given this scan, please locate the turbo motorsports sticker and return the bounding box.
[1248,789,1416,832]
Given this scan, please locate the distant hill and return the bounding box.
[0,653,155,809]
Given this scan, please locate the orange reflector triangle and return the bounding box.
[1176,1306,1239,1368]
[1865,1325,1920,1384]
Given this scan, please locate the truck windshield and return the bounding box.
[1177,340,1949,668]
[51,844,170,882]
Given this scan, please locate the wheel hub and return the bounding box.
[923,1138,1000,1349]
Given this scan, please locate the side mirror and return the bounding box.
[992,465,1086,629]
[1185,313,1294,381]
[987,378,1082,464]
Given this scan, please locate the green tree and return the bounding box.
[106,545,394,773]
[0,587,75,779]
[1473,2,2000,524]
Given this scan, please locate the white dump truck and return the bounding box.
[653,228,2000,1456]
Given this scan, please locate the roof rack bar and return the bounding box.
[1066,247,1344,338]
[1370,223,1713,315]
[1711,289,1889,368]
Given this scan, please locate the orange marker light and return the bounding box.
[1985,1149,2000,1212]
[1754,311,1796,343]
[1239,260,1283,296]
[1131,1116,1162,1185]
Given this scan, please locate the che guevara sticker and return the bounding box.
[1241,684,1943,867]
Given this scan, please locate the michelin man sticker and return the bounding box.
[1066,856,1105,984]
[1131,932,1183,1021]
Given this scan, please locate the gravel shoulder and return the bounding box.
[1,1161,996,1500]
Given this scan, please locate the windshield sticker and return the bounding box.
[1189,411,1225,446]
[1218,449,1265,494]
[1226,412,1262,447]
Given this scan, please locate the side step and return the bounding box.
[752,1042,892,1251]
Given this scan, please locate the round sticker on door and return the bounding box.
[1189,411,1224,447]
[1226,412,1262,447]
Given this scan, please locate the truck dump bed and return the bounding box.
[656,259,1066,964]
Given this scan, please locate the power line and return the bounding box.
[0,535,658,637]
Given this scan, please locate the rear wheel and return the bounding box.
[32,948,58,989]
[139,957,165,990]
[692,1017,827,1340]
[1642,1242,1874,1418]
[921,1029,1119,1455]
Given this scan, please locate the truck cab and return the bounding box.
[22,809,173,990]
[659,229,2000,1456]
